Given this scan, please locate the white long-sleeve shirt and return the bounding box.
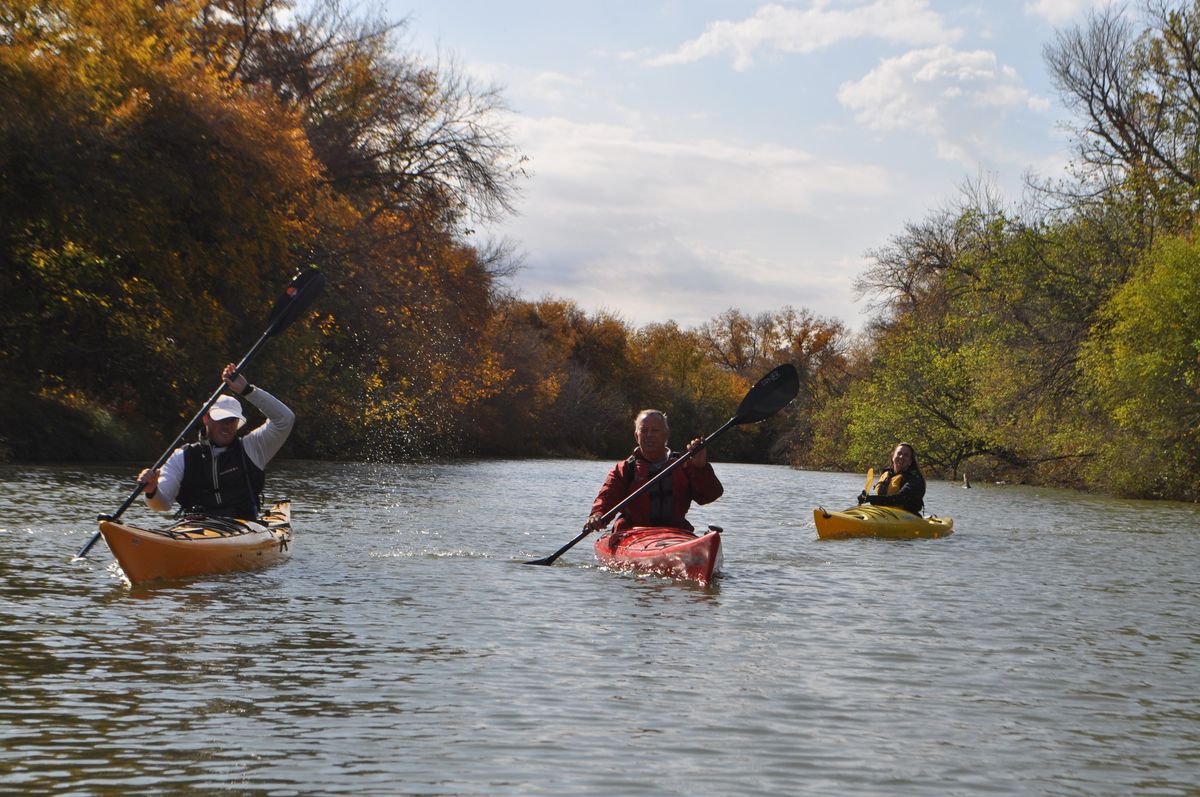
[147,387,294,512]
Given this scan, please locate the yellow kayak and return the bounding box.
[813,504,954,540]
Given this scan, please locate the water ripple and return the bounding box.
[1,461,1198,795]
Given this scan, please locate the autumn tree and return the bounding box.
[185,0,526,457]
[0,0,331,456]
[206,0,521,220]
[0,0,526,460]
[467,298,636,456]
[699,309,776,376]
[771,307,851,465]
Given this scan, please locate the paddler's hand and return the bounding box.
[222,363,248,394]
[686,437,708,467]
[857,490,869,504]
[138,468,160,497]
[584,513,607,533]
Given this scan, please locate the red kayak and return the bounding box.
[593,526,723,585]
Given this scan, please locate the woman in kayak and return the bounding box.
[136,363,294,519]
[859,441,926,515]
[585,409,723,534]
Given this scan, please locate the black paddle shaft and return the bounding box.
[74,269,325,560]
[524,363,799,566]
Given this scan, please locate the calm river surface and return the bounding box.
[1,459,1198,796]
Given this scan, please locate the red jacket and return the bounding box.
[591,448,724,532]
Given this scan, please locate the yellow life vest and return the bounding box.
[876,471,904,496]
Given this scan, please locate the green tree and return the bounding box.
[842,320,984,477]
[847,182,1140,484]
[1081,234,1200,497]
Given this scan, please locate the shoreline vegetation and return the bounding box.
[2,1,1198,500]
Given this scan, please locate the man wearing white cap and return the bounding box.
[137,363,294,519]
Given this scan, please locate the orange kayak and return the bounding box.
[593,526,723,585]
[97,500,292,585]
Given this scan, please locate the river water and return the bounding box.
[1,459,1197,796]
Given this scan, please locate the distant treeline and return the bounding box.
[2,1,1198,499]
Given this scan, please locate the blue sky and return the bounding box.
[384,0,1113,330]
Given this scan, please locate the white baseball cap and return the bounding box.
[208,394,247,428]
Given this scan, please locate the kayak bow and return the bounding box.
[593,526,723,585]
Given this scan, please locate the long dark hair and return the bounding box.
[895,441,922,475]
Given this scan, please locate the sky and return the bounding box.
[382,0,1115,331]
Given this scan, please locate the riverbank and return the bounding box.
[0,392,160,463]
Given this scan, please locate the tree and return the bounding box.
[469,298,637,457]
[843,317,990,477]
[0,0,526,461]
[763,307,851,465]
[631,322,755,457]
[179,0,528,458]
[0,0,330,456]
[198,0,524,225]
[698,309,774,376]
[1044,1,1200,229]
[1081,234,1200,497]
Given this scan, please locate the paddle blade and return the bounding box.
[266,268,326,336]
[525,529,590,566]
[732,363,799,425]
[865,467,874,494]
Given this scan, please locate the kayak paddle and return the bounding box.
[73,268,326,560]
[525,362,800,567]
[864,467,874,495]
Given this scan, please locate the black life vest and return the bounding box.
[176,438,264,519]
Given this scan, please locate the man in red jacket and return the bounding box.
[585,409,723,534]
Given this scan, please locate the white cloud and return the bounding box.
[395,0,1084,331]
[1023,0,1111,25]
[646,0,960,71]
[837,45,1049,165]
[508,115,892,215]
[489,113,892,326]
[525,70,584,105]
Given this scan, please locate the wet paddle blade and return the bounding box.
[732,363,799,425]
[525,529,589,566]
[266,268,326,336]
